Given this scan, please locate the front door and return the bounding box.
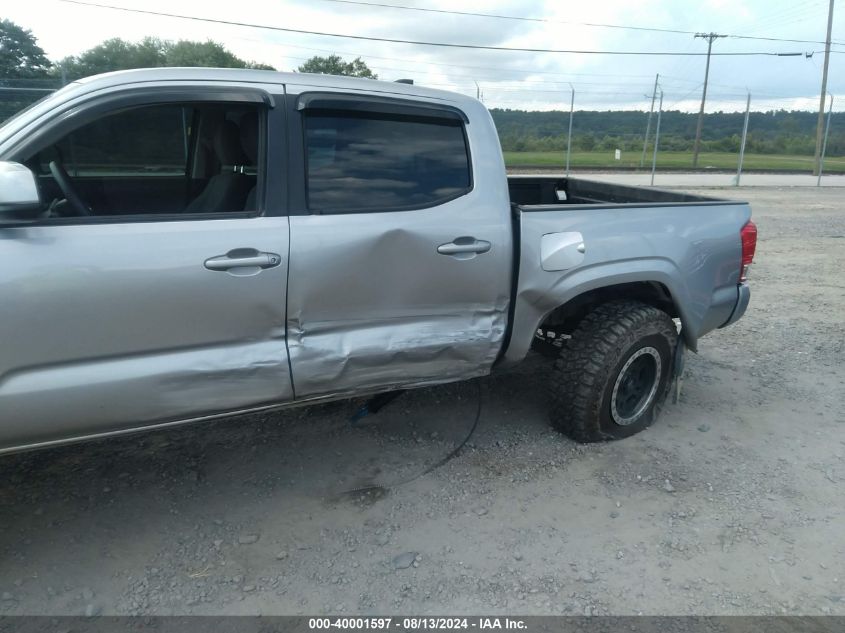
[0,86,292,451]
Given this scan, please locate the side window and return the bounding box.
[304,110,471,213]
[26,102,262,218]
[43,105,189,177]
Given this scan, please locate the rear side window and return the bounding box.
[304,110,471,213]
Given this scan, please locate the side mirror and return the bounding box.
[0,161,42,220]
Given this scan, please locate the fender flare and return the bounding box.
[501,258,699,366]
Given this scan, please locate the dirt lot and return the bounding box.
[1,187,843,616]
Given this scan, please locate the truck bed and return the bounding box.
[508,175,731,207]
[501,174,752,366]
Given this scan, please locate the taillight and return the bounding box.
[740,220,757,282]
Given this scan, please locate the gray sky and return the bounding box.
[6,0,844,112]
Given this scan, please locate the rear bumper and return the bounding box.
[720,283,751,328]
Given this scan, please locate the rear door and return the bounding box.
[284,88,512,399]
[0,84,293,451]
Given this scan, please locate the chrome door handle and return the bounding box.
[204,250,282,271]
[437,237,492,256]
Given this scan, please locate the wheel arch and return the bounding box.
[538,280,688,341]
[500,268,698,368]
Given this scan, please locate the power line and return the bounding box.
[317,0,693,35]
[229,32,813,100]
[664,84,705,110]
[56,0,819,57]
[742,0,827,36]
[314,0,845,46]
[219,31,817,100]
[244,33,684,78]
[277,49,767,94]
[288,48,658,77]
[740,1,816,32]
[273,40,670,79]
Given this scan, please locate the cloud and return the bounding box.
[4,0,843,112]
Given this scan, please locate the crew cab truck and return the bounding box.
[0,69,756,454]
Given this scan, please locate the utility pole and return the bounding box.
[565,84,575,176]
[641,73,659,168]
[817,94,834,186]
[692,33,727,168]
[736,92,751,186]
[814,0,835,176]
[651,90,664,186]
[474,81,480,100]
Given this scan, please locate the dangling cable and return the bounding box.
[336,380,483,498]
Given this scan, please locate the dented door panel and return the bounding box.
[284,85,513,399]
[286,202,511,398]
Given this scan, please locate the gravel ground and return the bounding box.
[1,187,843,616]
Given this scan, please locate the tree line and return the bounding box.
[492,109,844,157]
[1,19,379,80]
[0,19,376,122]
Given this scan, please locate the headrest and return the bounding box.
[213,120,247,166]
[240,112,259,165]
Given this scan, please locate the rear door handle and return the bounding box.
[204,249,282,271]
[437,237,492,257]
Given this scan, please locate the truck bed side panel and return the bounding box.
[503,201,751,364]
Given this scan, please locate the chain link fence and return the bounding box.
[0,77,64,123]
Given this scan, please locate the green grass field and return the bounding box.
[503,150,845,173]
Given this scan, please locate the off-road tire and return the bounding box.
[549,300,678,442]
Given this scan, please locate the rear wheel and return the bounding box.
[549,300,678,442]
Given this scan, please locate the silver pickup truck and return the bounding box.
[0,69,756,454]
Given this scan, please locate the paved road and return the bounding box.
[515,171,845,188]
